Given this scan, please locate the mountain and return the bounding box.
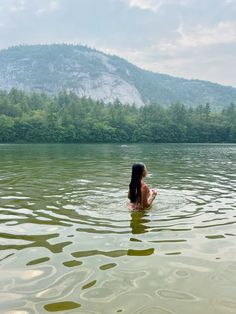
[0,44,236,109]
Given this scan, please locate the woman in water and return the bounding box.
[128,163,157,210]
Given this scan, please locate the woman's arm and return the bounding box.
[141,185,157,209]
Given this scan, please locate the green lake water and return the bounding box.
[0,143,236,314]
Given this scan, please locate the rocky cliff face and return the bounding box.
[0,44,236,109]
[71,72,144,106]
[0,45,144,106]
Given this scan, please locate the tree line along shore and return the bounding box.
[0,88,235,143]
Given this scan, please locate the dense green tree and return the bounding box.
[0,114,14,141]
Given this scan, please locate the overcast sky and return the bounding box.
[0,0,236,87]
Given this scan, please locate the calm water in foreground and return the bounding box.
[0,143,236,314]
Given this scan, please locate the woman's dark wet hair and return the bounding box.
[129,163,145,204]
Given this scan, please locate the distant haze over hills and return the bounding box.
[0,44,235,110]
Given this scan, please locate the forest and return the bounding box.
[0,88,235,143]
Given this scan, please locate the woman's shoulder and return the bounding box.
[141,182,149,191]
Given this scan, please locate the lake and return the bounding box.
[0,143,236,314]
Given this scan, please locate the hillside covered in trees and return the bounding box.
[0,89,235,143]
[1,44,236,110]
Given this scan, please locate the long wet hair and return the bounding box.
[129,163,145,204]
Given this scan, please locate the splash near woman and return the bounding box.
[128,163,157,210]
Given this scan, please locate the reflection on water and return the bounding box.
[130,211,151,235]
[0,143,236,313]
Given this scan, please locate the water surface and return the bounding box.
[0,143,236,313]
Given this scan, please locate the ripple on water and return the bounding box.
[1,196,30,200]
[135,307,175,314]
[107,292,153,313]
[82,280,97,290]
[216,298,236,312]
[36,268,91,300]
[62,260,83,268]
[0,292,23,303]
[81,287,114,302]
[156,289,197,301]
[99,263,117,270]
[71,248,155,258]
[44,301,81,312]
[205,235,225,239]
[174,269,191,278]
[26,257,50,266]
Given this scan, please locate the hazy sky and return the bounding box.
[0,0,236,87]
